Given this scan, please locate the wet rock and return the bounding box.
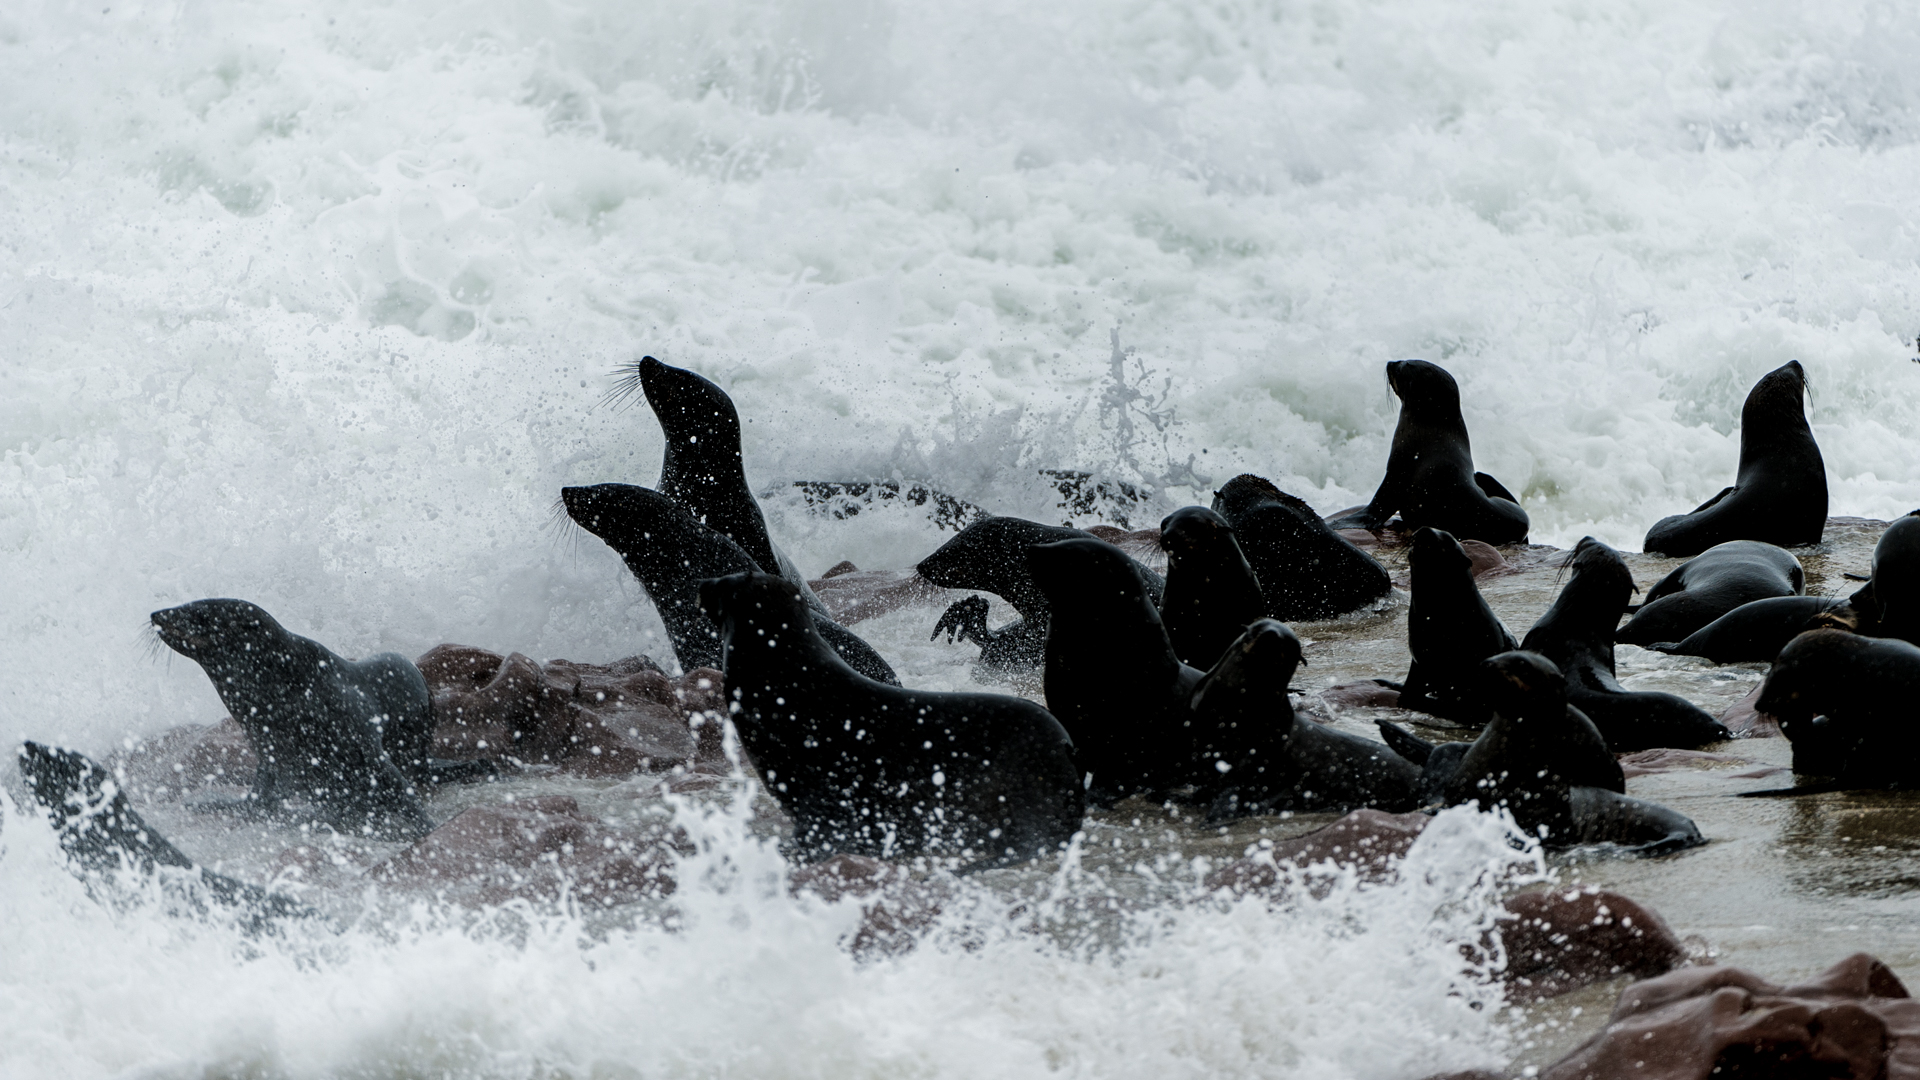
[1206,809,1433,893]
[113,719,257,802]
[416,645,733,776]
[1537,952,1920,1080]
[789,853,950,958]
[1718,684,1783,738]
[1618,748,1778,778]
[1083,524,1165,568]
[807,567,951,625]
[368,795,685,907]
[1320,680,1405,709]
[1497,887,1688,1003]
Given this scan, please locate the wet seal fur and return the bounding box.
[1157,505,1267,669]
[150,599,482,840]
[1190,619,1420,819]
[696,570,1084,865]
[1752,628,1920,788]
[1616,540,1805,647]
[1642,360,1827,556]
[920,515,1165,669]
[1406,653,1703,854]
[1645,595,1847,664]
[1325,360,1529,544]
[1521,537,1731,750]
[563,483,898,685]
[1210,474,1391,621]
[18,742,314,933]
[1393,527,1518,724]
[1814,511,1920,645]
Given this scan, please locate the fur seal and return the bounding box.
[562,483,898,685]
[615,356,829,612]
[1642,360,1827,556]
[1027,536,1201,803]
[695,570,1085,865]
[1190,619,1421,819]
[920,516,1166,669]
[1325,360,1529,544]
[1211,474,1391,621]
[1753,629,1920,786]
[1819,512,1920,644]
[1520,537,1732,749]
[18,742,314,932]
[1395,527,1518,724]
[1615,540,1805,647]
[1157,505,1267,669]
[1644,596,1847,664]
[150,599,471,840]
[1422,653,1702,853]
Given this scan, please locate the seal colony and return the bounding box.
[25,350,1902,1057]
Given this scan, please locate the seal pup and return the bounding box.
[696,571,1085,865]
[562,483,898,685]
[1520,537,1731,749]
[920,515,1165,669]
[1027,536,1201,803]
[1615,540,1805,647]
[1210,474,1391,621]
[1394,527,1518,724]
[1157,505,1267,669]
[18,742,315,932]
[150,599,454,840]
[1752,629,1920,787]
[1325,360,1529,544]
[1190,619,1421,819]
[1430,653,1702,854]
[1642,360,1827,556]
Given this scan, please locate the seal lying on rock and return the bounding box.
[919,515,1165,669]
[17,742,314,933]
[150,599,488,841]
[1616,539,1806,647]
[697,570,1085,866]
[563,483,898,686]
[1394,527,1518,724]
[1157,505,1267,669]
[1398,653,1702,854]
[1520,537,1730,749]
[1753,628,1920,787]
[1325,359,1529,544]
[1210,474,1391,621]
[1642,360,1828,556]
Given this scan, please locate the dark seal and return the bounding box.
[562,483,898,685]
[1642,360,1827,556]
[1211,474,1391,621]
[1191,619,1420,819]
[150,599,459,840]
[696,571,1085,865]
[1520,537,1731,749]
[1754,628,1920,787]
[1395,527,1518,724]
[18,742,314,933]
[1419,652,1703,854]
[920,515,1165,669]
[1820,512,1920,645]
[1644,596,1847,665]
[1326,360,1529,544]
[1158,505,1267,669]
[1615,539,1805,647]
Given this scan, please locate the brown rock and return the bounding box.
[1497,888,1688,1003]
[806,568,951,625]
[1618,748,1778,778]
[1540,952,1920,1080]
[1206,809,1432,894]
[790,853,950,958]
[1320,680,1405,709]
[112,719,256,801]
[1719,684,1783,739]
[369,796,685,907]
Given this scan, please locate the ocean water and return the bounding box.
[5,0,1920,1075]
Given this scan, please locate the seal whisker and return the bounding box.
[597,358,651,411]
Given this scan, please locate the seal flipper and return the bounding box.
[19,742,318,933]
[932,595,992,644]
[1472,472,1520,504]
[1375,721,1434,765]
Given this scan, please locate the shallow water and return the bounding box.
[9,0,1920,1075]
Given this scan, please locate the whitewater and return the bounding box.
[3,0,1920,1076]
